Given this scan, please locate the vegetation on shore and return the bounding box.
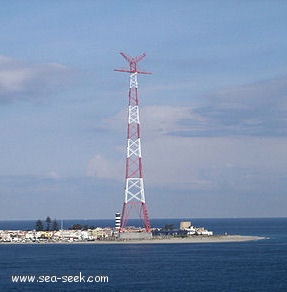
[35,217,96,231]
[35,217,59,231]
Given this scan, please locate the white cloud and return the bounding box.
[102,74,287,139]
[89,102,287,194]
[86,154,123,180]
[86,134,287,192]
[141,105,205,136]
[88,73,287,194]
[200,75,287,136]
[131,133,287,195]
[100,104,206,137]
[0,55,72,102]
[87,105,208,186]
[45,171,61,179]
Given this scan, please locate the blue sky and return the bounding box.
[0,1,287,220]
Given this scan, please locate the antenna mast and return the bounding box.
[114,52,151,232]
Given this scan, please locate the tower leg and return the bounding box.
[142,203,151,232]
[120,202,127,232]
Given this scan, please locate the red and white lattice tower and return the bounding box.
[114,52,151,232]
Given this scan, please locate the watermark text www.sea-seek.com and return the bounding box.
[11,272,108,284]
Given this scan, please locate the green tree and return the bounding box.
[164,224,174,231]
[35,219,44,231]
[45,216,52,231]
[69,224,83,230]
[52,219,59,231]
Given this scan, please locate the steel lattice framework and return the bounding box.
[114,52,151,232]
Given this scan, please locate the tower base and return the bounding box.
[118,232,152,240]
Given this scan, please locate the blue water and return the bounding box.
[0,218,286,291]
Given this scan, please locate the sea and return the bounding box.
[0,218,286,291]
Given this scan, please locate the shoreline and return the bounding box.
[0,235,266,245]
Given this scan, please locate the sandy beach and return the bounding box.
[95,235,266,245]
[121,235,266,244]
[0,235,266,245]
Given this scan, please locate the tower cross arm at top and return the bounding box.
[114,52,152,74]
